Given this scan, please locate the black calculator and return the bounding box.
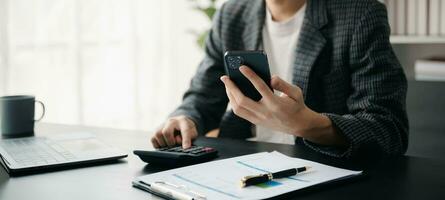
[133,146,218,167]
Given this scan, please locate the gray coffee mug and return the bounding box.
[0,95,45,138]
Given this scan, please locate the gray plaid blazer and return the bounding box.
[171,0,408,158]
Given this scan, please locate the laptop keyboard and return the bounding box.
[0,137,77,166]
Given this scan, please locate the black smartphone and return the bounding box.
[223,50,272,101]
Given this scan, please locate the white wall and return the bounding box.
[0,0,214,131]
[0,0,7,95]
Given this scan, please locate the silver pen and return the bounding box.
[150,181,207,200]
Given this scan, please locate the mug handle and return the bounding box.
[35,100,46,122]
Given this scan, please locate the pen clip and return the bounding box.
[155,181,181,189]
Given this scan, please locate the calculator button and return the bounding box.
[188,146,199,151]
[182,148,195,153]
[203,147,214,152]
[191,150,204,154]
[189,150,197,154]
[167,147,182,152]
[134,145,218,167]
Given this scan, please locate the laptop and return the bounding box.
[0,132,127,176]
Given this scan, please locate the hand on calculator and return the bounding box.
[151,115,198,149]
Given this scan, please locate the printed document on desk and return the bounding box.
[133,151,362,200]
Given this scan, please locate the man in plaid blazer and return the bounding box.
[151,0,408,158]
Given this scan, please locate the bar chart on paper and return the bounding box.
[134,151,362,200]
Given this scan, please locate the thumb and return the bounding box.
[271,75,302,101]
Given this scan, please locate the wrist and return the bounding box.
[296,107,330,137]
[293,108,347,146]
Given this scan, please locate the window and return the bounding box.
[0,0,211,131]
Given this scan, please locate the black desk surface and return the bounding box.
[1,123,444,200]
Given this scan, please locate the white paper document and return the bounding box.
[134,151,362,200]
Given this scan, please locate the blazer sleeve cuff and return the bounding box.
[302,113,356,158]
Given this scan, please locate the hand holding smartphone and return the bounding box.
[223,51,272,101]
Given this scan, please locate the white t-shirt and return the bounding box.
[253,4,306,145]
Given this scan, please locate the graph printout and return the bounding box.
[134,151,362,200]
